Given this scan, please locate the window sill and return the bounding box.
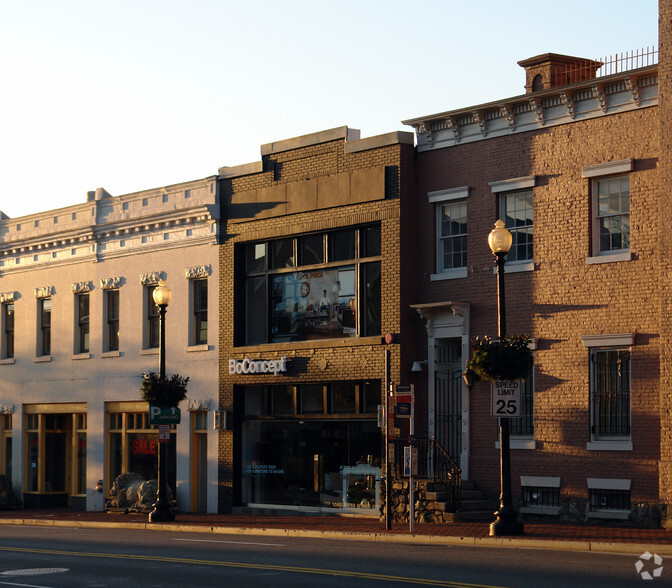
[72,352,91,360]
[586,440,633,451]
[34,356,52,363]
[585,509,630,520]
[235,335,383,353]
[495,439,536,450]
[140,348,159,356]
[0,358,15,365]
[586,251,632,265]
[493,261,535,274]
[101,351,121,358]
[430,268,468,281]
[186,344,212,353]
[520,506,562,516]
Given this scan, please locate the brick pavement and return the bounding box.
[1,510,672,553]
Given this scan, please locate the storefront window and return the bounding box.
[106,407,175,494]
[0,414,11,478]
[240,225,381,345]
[240,381,381,510]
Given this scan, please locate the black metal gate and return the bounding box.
[435,368,462,465]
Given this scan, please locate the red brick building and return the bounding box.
[403,40,664,522]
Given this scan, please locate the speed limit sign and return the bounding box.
[491,380,522,418]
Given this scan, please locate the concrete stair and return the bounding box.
[425,480,495,522]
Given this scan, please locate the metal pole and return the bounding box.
[489,252,523,536]
[385,349,392,530]
[409,398,415,534]
[149,303,174,523]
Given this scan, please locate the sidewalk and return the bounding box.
[1,509,672,555]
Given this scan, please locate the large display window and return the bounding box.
[240,381,381,510]
[239,225,381,345]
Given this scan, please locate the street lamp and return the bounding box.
[149,279,174,523]
[488,220,524,536]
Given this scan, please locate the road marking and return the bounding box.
[0,546,507,587]
[174,538,284,547]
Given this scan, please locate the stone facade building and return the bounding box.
[0,180,220,512]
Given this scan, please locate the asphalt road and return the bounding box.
[0,525,665,587]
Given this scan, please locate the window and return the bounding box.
[192,279,207,345]
[1,414,11,478]
[238,225,381,345]
[146,285,159,349]
[595,176,629,253]
[501,190,533,262]
[106,290,119,352]
[38,298,51,356]
[2,302,14,359]
[428,186,469,279]
[76,293,89,354]
[586,478,631,519]
[509,364,534,439]
[438,201,467,271]
[583,160,632,261]
[590,348,630,439]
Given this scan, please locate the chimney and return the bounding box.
[518,53,603,93]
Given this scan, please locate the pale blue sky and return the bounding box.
[0,1,659,218]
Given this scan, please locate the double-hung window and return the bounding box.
[582,333,633,450]
[146,285,159,349]
[490,176,535,269]
[2,302,14,360]
[38,298,51,356]
[429,187,469,280]
[583,160,632,263]
[106,290,119,352]
[192,279,208,345]
[238,224,381,346]
[76,293,89,354]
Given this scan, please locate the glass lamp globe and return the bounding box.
[152,280,172,306]
[488,219,513,254]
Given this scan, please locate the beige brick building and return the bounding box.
[217,127,415,513]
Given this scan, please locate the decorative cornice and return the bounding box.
[592,84,607,113]
[560,92,575,119]
[71,281,92,294]
[188,398,211,411]
[0,404,14,414]
[185,265,211,279]
[140,272,161,286]
[34,286,53,299]
[500,105,515,131]
[419,121,433,146]
[529,98,545,125]
[473,111,487,136]
[445,117,460,142]
[101,277,123,290]
[0,292,15,303]
[625,77,641,106]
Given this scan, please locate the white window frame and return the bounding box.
[583,160,632,264]
[429,186,469,281]
[188,277,209,350]
[103,289,120,356]
[520,476,561,516]
[0,301,14,364]
[490,176,535,272]
[581,333,633,451]
[586,478,631,520]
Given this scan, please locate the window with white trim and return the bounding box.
[1,302,14,360]
[583,160,632,260]
[76,292,90,354]
[145,285,159,349]
[38,298,51,357]
[428,186,469,279]
[105,290,120,352]
[490,176,535,266]
[192,278,208,346]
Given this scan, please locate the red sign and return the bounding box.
[159,424,171,443]
[132,439,157,455]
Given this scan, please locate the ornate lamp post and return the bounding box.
[488,220,524,536]
[149,280,174,523]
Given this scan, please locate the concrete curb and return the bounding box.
[2,517,672,555]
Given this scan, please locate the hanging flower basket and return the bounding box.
[466,335,533,382]
[141,372,189,407]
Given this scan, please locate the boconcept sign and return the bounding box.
[229,357,288,376]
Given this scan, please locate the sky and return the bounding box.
[0,1,659,219]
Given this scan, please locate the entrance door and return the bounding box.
[434,340,462,463]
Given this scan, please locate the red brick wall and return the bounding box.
[413,106,661,505]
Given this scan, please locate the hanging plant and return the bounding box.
[466,335,533,382]
[141,372,189,407]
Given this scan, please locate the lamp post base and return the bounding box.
[489,505,524,536]
[149,501,175,523]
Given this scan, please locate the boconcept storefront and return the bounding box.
[218,126,414,514]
